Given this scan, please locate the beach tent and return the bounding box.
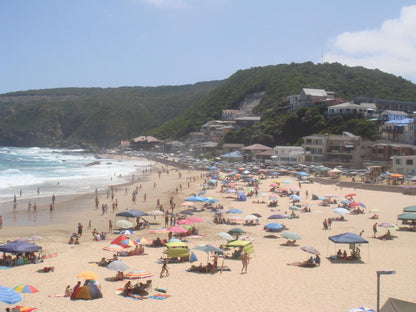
[226,240,254,255]
[329,232,368,244]
[71,282,103,300]
[328,232,369,261]
[0,241,42,253]
[111,235,129,246]
[312,194,319,200]
[165,241,190,258]
[380,297,416,312]
[238,191,247,201]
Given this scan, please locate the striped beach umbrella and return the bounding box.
[120,230,134,235]
[0,286,22,304]
[13,285,39,294]
[136,237,151,244]
[125,269,153,279]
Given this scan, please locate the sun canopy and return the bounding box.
[380,297,416,312]
[403,206,416,213]
[0,240,42,253]
[226,240,254,254]
[328,232,368,244]
[398,212,416,220]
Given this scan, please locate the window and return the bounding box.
[395,159,401,165]
[406,159,413,165]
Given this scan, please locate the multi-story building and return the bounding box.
[302,134,328,164]
[392,155,416,175]
[286,88,337,112]
[271,146,305,165]
[327,102,377,119]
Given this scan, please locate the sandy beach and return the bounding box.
[0,160,415,312]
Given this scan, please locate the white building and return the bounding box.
[392,155,416,175]
[271,146,305,165]
[327,102,377,118]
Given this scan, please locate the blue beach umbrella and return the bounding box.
[0,286,22,305]
[264,223,284,231]
[226,208,243,214]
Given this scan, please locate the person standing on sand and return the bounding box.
[241,252,249,274]
[78,223,83,237]
[373,222,378,238]
[160,258,169,278]
[109,219,113,233]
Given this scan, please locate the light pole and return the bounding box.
[377,270,396,312]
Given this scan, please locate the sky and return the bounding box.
[1,0,416,94]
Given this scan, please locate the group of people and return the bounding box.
[0,251,40,267]
[336,247,360,260]
[302,254,320,267]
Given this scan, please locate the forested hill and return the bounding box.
[150,62,416,140]
[0,82,222,147]
[1,62,416,148]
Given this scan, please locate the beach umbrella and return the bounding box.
[120,230,134,235]
[397,213,416,220]
[125,269,153,280]
[103,244,127,252]
[252,213,262,218]
[264,223,284,231]
[13,285,38,294]
[195,244,223,253]
[345,193,357,198]
[358,202,366,208]
[334,208,350,214]
[378,222,399,230]
[268,214,287,219]
[282,180,292,184]
[77,271,99,280]
[185,196,210,202]
[227,208,243,214]
[168,225,189,234]
[217,232,233,240]
[120,239,136,247]
[0,286,22,305]
[245,214,259,220]
[116,210,148,218]
[289,195,302,201]
[341,199,352,204]
[208,198,219,203]
[350,202,360,207]
[403,205,416,212]
[289,206,301,211]
[297,172,309,176]
[107,260,129,272]
[228,228,246,235]
[282,231,301,241]
[301,246,320,255]
[270,183,279,187]
[115,219,133,229]
[269,196,279,200]
[136,237,151,244]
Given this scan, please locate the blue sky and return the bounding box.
[1,0,416,94]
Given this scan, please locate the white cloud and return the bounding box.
[324,5,416,82]
[139,0,190,9]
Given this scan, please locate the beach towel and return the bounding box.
[148,295,169,300]
[0,266,11,269]
[126,295,147,300]
[48,294,66,298]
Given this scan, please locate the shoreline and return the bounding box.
[1,157,415,312]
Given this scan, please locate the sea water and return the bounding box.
[0,147,150,225]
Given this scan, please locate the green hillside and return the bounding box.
[0,82,221,147]
[150,62,416,141]
[1,62,416,148]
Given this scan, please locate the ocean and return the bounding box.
[0,147,150,226]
